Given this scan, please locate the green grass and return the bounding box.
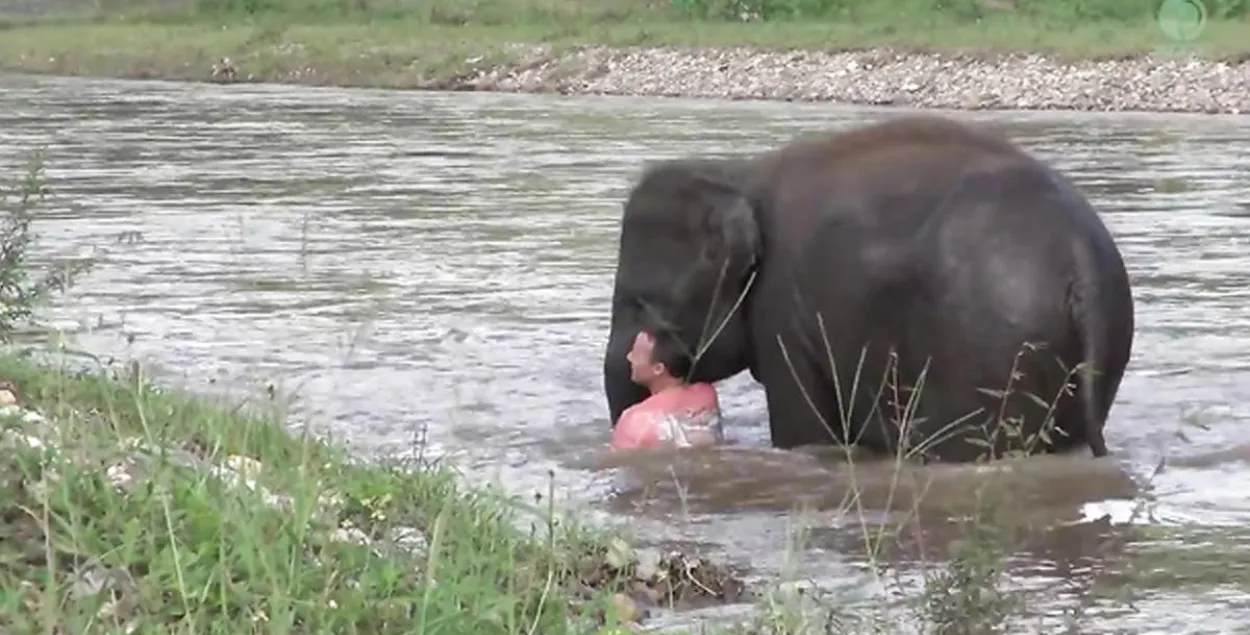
[0,352,672,634]
[0,0,1248,89]
[60,0,1250,27]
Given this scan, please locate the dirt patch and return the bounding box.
[570,537,751,627]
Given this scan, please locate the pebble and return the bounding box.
[635,547,662,580]
[605,537,635,570]
[609,593,643,624]
[469,45,1250,114]
[0,382,19,406]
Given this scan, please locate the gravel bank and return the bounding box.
[468,45,1250,114]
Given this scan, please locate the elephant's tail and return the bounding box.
[1070,241,1110,458]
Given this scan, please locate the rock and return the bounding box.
[604,537,635,570]
[225,454,263,478]
[211,57,237,83]
[630,580,662,604]
[69,565,115,599]
[390,526,429,553]
[634,547,662,580]
[331,526,371,546]
[105,458,138,490]
[608,593,642,624]
[0,380,20,406]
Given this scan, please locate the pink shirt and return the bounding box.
[611,383,723,451]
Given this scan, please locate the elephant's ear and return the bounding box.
[691,172,761,269]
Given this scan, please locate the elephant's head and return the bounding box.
[603,158,762,426]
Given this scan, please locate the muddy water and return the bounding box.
[3,74,1250,632]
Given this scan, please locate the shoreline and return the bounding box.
[0,21,1249,114]
[470,45,1250,114]
[0,351,751,633]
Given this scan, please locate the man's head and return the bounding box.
[626,329,693,388]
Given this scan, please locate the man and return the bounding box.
[610,329,724,451]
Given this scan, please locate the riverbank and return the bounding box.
[1,15,1249,114]
[0,352,764,633]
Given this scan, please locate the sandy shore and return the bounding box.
[456,44,1250,114]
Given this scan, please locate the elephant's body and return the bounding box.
[603,115,1135,463]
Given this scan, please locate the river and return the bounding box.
[3,73,1250,634]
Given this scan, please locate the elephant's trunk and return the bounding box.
[604,329,649,427]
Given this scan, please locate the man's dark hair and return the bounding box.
[647,329,694,381]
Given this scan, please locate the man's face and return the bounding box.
[626,330,666,385]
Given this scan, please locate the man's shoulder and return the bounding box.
[632,383,719,412]
[619,401,653,423]
[688,381,718,392]
[682,382,719,409]
[687,382,719,398]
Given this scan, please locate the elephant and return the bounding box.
[601,115,1135,464]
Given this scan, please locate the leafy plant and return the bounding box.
[0,151,94,342]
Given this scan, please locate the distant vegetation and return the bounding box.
[11,0,1249,28]
[1,0,1247,70]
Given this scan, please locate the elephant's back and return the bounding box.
[753,115,1118,326]
[758,121,1048,243]
[770,115,1027,170]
